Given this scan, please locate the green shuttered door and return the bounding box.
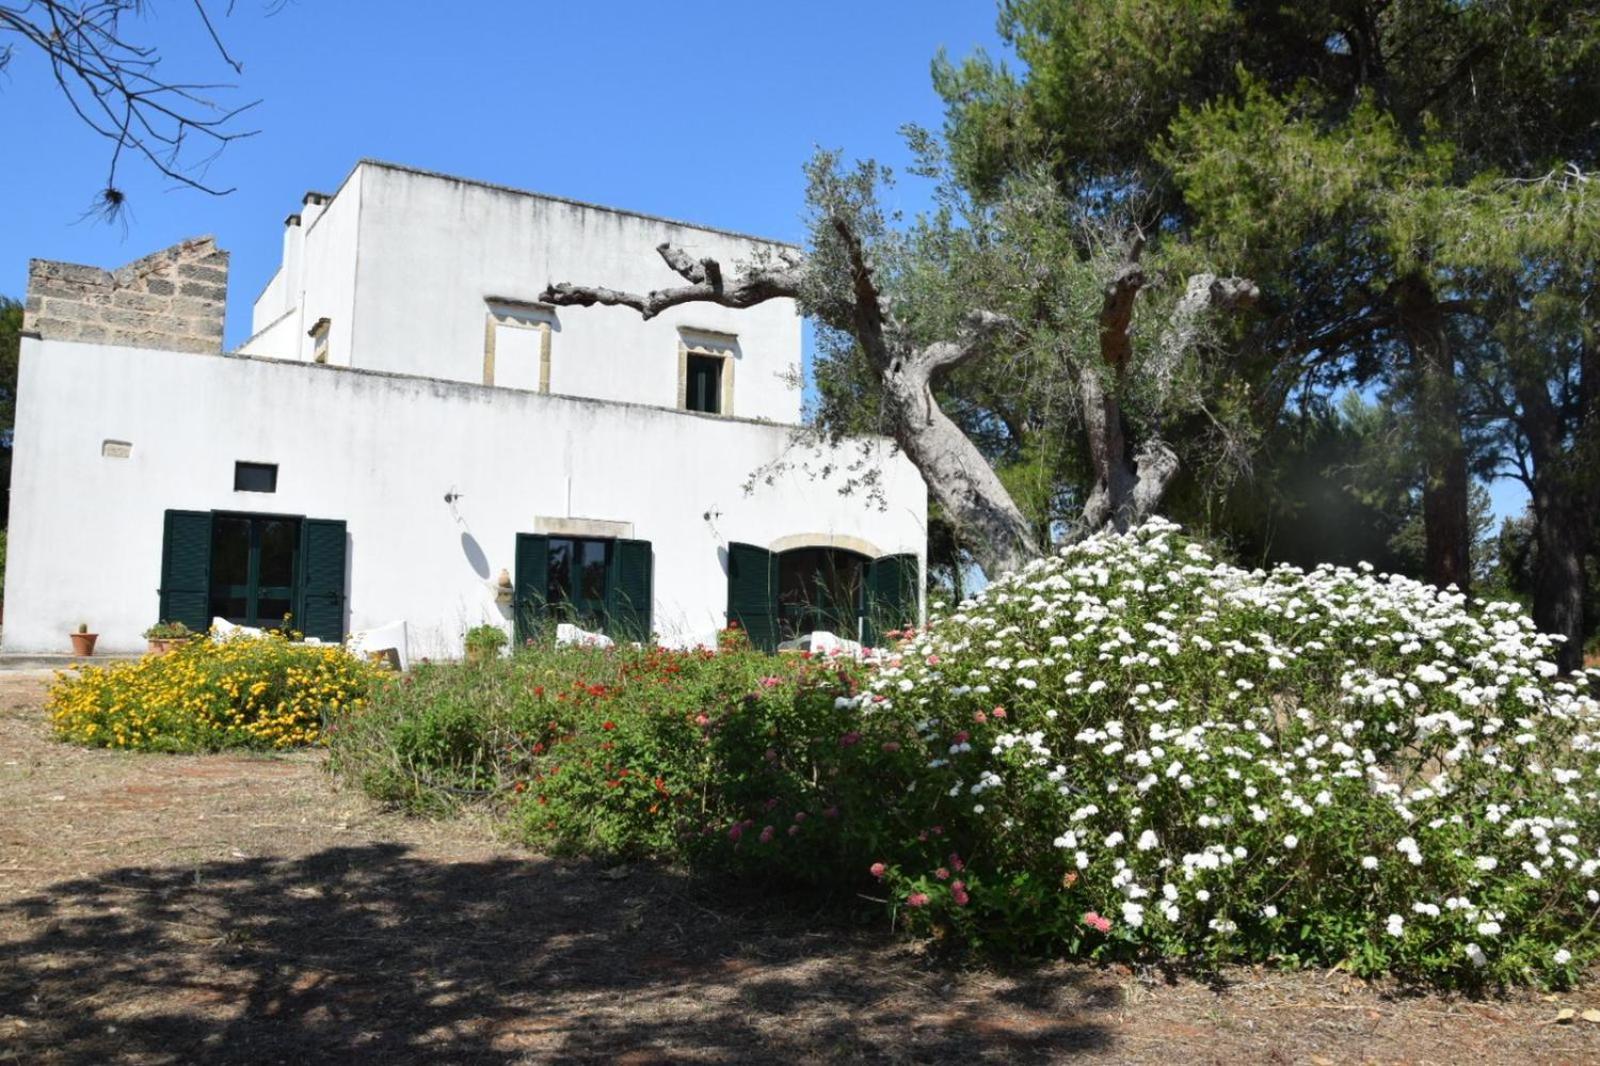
[297,519,347,642]
[864,553,920,647]
[607,538,654,641]
[727,542,778,652]
[513,533,549,645]
[158,509,213,632]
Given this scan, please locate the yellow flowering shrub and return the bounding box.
[50,631,384,752]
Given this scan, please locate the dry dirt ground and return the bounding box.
[4,673,1600,1064]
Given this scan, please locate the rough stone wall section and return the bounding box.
[23,236,228,354]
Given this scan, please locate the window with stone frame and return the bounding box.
[678,331,735,415]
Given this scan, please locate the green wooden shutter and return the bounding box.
[726,541,777,652]
[158,509,213,632]
[864,552,920,647]
[606,538,654,641]
[297,518,348,642]
[513,533,549,645]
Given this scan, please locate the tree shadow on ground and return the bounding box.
[0,845,1115,1063]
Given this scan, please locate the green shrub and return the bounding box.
[824,520,1600,987]
[330,633,876,856]
[51,631,382,752]
[464,624,508,657]
[331,521,1600,987]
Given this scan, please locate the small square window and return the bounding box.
[685,354,722,414]
[234,461,278,493]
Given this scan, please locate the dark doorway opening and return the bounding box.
[209,514,301,629]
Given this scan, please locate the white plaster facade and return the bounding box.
[240,161,803,423]
[5,162,928,656]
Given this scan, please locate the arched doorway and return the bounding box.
[774,546,869,642]
[726,541,920,651]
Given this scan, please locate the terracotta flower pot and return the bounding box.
[147,638,183,656]
[70,632,98,657]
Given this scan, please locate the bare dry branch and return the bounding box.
[0,0,262,210]
[540,241,802,320]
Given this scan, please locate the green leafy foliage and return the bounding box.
[334,524,1598,986]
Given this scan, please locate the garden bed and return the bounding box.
[3,671,1600,1063]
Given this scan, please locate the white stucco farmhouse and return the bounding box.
[5,160,928,658]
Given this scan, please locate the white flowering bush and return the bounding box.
[854,519,1600,986]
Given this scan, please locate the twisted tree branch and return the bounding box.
[540,241,803,320]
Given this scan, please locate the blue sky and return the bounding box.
[1,1,1006,343]
[0,0,1529,521]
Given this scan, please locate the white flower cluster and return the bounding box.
[857,519,1600,980]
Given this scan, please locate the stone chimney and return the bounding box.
[23,236,228,354]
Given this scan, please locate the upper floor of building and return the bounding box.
[237,160,804,423]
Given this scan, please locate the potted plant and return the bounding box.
[143,621,194,656]
[463,624,507,665]
[70,622,97,657]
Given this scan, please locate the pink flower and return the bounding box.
[1083,911,1112,934]
[728,823,744,842]
[793,811,807,823]
[991,706,1006,720]
[759,825,775,844]
[951,880,969,906]
[906,892,931,908]
[948,852,964,872]
[694,713,710,727]
[870,862,887,879]
[764,747,779,762]
[787,825,800,836]
[935,867,950,881]
[838,731,862,748]
[926,654,941,666]
[759,676,782,689]
[953,730,970,745]
[880,741,901,753]
[973,710,988,724]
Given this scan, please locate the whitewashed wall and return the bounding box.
[3,339,926,656]
[243,161,803,423]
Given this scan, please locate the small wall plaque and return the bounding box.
[101,439,132,459]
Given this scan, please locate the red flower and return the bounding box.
[601,720,616,731]
[935,867,950,881]
[869,862,887,879]
[906,892,930,908]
